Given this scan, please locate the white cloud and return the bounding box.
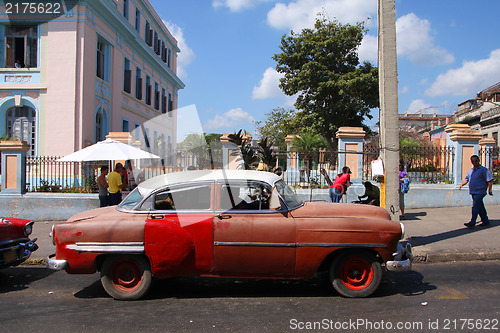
[204,108,256,130]
[426,49,500,97]
[267,0,376,32]
[213,0,275,12]
[358,34,378,63]
[396,13,454,66]
[252,67,284,99]
[405,99,431,114]
[399,86,409,94]
[163,21,195,80]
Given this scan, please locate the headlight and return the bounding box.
[399,222,405,240]
[50,225,55,245]
[23,221,34,236]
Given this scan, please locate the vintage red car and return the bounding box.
[0,217,38,268]
[47,170,412,300]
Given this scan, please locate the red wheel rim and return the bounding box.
[339,257,374,290]
[110,259,143,292]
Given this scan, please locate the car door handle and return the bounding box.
[217,214,232,220]
[150,215,164,219]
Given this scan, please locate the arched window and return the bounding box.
[95,109,103,142]
[6,106,36,156]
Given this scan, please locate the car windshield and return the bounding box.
[118,188,145,210]
[274,180,303,210]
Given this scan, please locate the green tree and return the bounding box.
[254,107,299,152]
[273,16,379,151]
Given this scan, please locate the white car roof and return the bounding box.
[137,169,282,197]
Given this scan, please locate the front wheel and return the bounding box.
[100,255,152,300]
[330,250,382,298]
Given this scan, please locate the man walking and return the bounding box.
[459,155,494,229]
[108,163,124,206]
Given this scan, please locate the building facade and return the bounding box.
[0,0,184,159]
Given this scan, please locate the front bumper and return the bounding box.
[46,253,68,270]
[0,238,38,268]
[386,242,413,272]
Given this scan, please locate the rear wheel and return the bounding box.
[100,255,152,300]
[330,250,382,298]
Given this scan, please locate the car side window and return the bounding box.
[220,182,271,211]
[153,185,211,211]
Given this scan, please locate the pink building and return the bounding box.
[0,0,184,161]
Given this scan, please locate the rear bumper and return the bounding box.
[386,242,413,272]
[46,253,68,271]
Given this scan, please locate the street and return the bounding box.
[1,261,500,332]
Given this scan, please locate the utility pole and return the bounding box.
[378,0,400,218]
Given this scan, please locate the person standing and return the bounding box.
[97,165,109,207]
[459,155,494,229]
[108,163,124,206]
[125,160,144,190]
[399,165,410,220]
[329,166,351,203]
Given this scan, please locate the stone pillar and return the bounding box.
[220,134,245,170]
[0,141,30,195]
[479,137,496,169]
[285,135,299,183]
[336,127,366,182]
[445,124,483,185]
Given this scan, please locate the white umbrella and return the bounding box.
[57,138,160,161]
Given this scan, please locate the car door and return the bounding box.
[212,180,296,277]
[144,182,215,277]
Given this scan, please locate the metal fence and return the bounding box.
[21,145,457,193]
[481,146,500,184]
[401,146,455,184]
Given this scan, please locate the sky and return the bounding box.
[149,0,500,138]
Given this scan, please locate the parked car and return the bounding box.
[47,170,412,300]
[0,217,38,268]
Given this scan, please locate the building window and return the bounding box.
[3,25,38,68]
[135,67,142,100]
[96,39,110,81]
[123,0,129,20]
[95,110,103,142]
[6,106,36,156]
[122,118,129,132]
[167,48,171,68]
[168,93,173,117]
[161,88,166,114]
[145,75,151,105]
[161,41,166,62]
[123,58,131,94]
[135,8,141,32]
[145,21,152,46]
[154,82,159,110]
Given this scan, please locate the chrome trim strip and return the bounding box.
[214,242,296,247]
[66,242,144,253]
[213,242,387,248]
[298,243,387,248]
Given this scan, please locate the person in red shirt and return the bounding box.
[329,166,352,203]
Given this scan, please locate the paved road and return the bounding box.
[1,261,500,332]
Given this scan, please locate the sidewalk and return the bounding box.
[24,204,500,265]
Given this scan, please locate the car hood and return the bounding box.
[290,202,392,221]
[66,206,130,223]
[0,217,31,240]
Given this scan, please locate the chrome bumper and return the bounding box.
[46,253,68,271]
[386,242,413,272]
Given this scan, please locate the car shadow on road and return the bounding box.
[74,270,436,300]
[408,220,499,246]
[0,266,55,294]
[403,212,427,221]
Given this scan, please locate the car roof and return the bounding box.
[137,169,282,196]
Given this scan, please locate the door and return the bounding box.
[213,181,296,277]
[144,183,215,277]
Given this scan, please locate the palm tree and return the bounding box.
[291,133,328,184]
